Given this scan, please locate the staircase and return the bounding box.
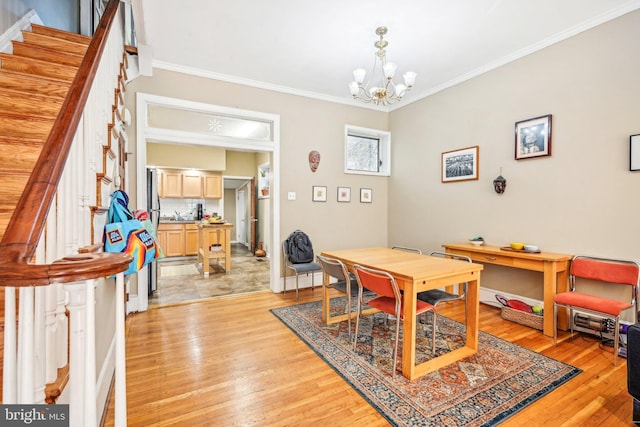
[0,2,133,423]
[0,22,91,401]
[0,24,90,241]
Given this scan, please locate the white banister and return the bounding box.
[33,286,46,403]
[17,287,34,403]
[84,279,97,427]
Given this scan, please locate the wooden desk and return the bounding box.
[197,223,233,276]
[320,247,483,380]
[442,242,572,337]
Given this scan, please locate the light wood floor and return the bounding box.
[101,289,634,426]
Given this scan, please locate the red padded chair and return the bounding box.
[352,264,435,379]
[554,255,640,365]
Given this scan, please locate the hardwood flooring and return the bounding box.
[101,289,634,426]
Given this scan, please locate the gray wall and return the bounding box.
[0,0,78,34]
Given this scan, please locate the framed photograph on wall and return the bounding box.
[312,186,327,202]
[360,188,372,203]
[515,114,552,160]
[337,186,351,202]
[441,146,479,183]
[631,134,640,171]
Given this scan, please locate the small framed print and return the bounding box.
[441,146,479,183]
[515,114,552,160]
[360,188,372,203]
[337,186,351,202]
[312,186,327,202]
[631,135,640,171]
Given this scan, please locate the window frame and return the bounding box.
[344,125,391,176]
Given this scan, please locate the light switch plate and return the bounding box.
[287,192,296,200]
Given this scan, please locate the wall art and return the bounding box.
[312,186,327,202]
[441,146,479,183]
[360,188,372,203]
[337,186,351,202]
[631,134,640,171]
[515,114,552,160]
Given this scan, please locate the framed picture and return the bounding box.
[631,134,640,171]
[515,114,552,160]
[360,188,372,203]
[441,146,479,183]
[312,186,327,202]
[337,186,351,202]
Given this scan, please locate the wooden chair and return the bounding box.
[554,255,640,365]
[418,251,472,353]
[316,254,359,338]
[391,246,422,254]
[352,264,435,379]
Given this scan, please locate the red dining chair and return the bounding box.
[352,264,435,379]
[554,255,640,365]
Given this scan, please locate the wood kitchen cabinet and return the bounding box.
[158,169,222,198]
[185,224,199,255]
[161,171,182,198]
[203,174,222,198]
[157,223,185,257]
[182,174,203,198]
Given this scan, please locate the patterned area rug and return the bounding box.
[270,298,581,427]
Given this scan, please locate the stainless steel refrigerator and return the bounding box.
[146,168,161,295]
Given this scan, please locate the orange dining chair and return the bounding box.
[352,264,435,379]
[554,255,640,365]
[418,251,472,354]
[316,254,359,338]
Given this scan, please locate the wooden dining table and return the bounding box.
[320,247,483,380]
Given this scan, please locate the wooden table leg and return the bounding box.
[401,280,417,380]
[542,261,558,337]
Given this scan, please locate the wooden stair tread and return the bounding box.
[0,90,62,117]
[0,139,43,174]
[30,23,91,45]
[0,53,78,82]
[21,32,89,56]
[0,111,55,138]
[12,41,84,68]
[0,69,70,98]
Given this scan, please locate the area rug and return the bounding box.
[270,298,581,427]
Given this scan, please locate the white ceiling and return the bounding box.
[134,0,640,109]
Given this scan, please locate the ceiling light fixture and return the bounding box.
[349,26,416,106]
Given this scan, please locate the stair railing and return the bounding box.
[0,0,133,426]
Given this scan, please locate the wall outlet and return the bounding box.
[288,192,296,200]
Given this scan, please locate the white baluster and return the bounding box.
[18,287,34,403]
[45,284,58,383]
[84,279,97,427]
[33,286,46,403]
[56,283,68,368]
[64,282,87,427]
[114,272,127,427]
[3,286,17,403]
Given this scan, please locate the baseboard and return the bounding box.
[280,271,322,293]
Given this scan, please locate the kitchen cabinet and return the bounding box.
[182,174,203,198]
[162,171,182,198]
[185,224,199,255]
[158,169,222,198]
[157,223,186,257]
[203,174,222,199]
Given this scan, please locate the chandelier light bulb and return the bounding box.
[353,68,366,84]
[403,71,417,87]
[348,26,416,106]
[383,62,397,79]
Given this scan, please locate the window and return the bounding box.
[344,125,390,176]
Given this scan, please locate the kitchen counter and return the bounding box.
[159,219,198,224]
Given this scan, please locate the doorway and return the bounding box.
[134,93,280,313]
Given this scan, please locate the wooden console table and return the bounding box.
[197,223,233,276]
[442,242,573,337]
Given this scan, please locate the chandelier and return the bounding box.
[349,26,416,106]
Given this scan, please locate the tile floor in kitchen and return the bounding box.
[149,243,271,306]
